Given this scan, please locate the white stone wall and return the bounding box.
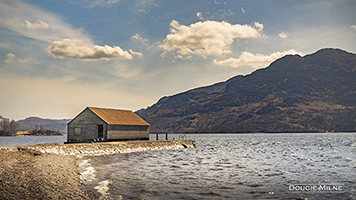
[0,140,197,157]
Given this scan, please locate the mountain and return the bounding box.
[16,117,70,134]
[136,48,356,133]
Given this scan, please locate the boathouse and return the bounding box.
[67,107,150,143]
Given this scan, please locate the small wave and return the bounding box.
[246,183,263,187]
[219,186,234,190]
[209,168,224,171]
[235,164,246,168]
[198,192,221,196]
[94,180,112,196]
[251,142,261,145]
[79,159,96,182]
[264,172,284,177]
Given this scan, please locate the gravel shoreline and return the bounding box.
[0,149,98,200]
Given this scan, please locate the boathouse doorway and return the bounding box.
[98,125,104,138]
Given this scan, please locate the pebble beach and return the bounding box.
[0,149,97,200]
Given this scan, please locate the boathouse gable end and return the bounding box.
[67,107,150,143]
[67,107,107,143]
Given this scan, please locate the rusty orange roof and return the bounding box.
[88,107,150,126]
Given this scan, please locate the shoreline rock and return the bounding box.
[0,140,197,156]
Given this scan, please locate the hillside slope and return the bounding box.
[136,48,356,133]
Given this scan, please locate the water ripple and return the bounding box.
[85,133,356,200]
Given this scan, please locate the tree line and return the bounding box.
[0,115,17,136]
[0,116,62,136]
[29,125,62,136]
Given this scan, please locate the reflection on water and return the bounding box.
[85,133,356,200]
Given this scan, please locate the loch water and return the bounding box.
[81,133,356,200]
[0,134,67,147]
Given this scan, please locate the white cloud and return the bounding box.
[89,0,120,7]
[131,33,142,40]
[241,7,245,14]
[131,34,149,46]
[129,49,143,57]
[278,32,287,38]
[2,0,134,61]
[18,58,32,63]
[4,53,16,63]
[350,25,356,31]
[4,53,33,64]
[1,0,86,43]
[176,55,183,59]
[134,0,157,13]
[213,49,304,69]
[197,12,204,20]
[25,20,49,30]
[254,22,264,31]
[160,20,264,57]
[47,39,133,61]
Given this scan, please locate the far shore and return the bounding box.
[0,131,64,137]
[0,134,64,136]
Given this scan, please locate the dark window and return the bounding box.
[74,127,81,135]
[98,125,103,138]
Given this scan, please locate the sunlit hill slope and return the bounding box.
[137,48,356,133]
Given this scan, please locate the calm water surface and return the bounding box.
[82,133,356,200]
[0,134,67,146]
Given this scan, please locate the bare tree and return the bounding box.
[9,120,17,135]
[40,125,46,133]
[0,116,17,136]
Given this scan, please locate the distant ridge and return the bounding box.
[136,48,356,133]
[16,117,70,134]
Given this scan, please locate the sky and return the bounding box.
[0,0,355,120]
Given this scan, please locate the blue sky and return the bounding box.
[1,0,355,120]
